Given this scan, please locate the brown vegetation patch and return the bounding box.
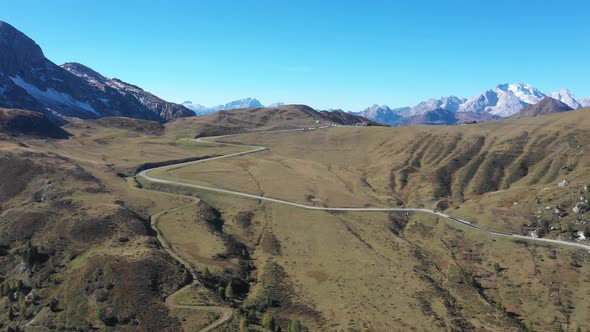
[69,253,184,330]
[93,116,164,135]
[0,211,47,242]
[260,231,282,256]
[0,154,42,202]
[305,270,329,284]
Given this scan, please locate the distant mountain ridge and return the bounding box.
[458,83,546,117]
[318,109,384,127]
[0,20,193,123]
[350,104,406,126]
[182,98,285,115]
[399,108,457,126]
[355,83,589,126]
[401,96,467,117]
[168,104,385,138]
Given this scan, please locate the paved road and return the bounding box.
[139,127,590,252]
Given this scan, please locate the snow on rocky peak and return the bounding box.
[548,88,584,109]
[363,104,393,117]
[182,98,285,116]
[351,104,405,126]
[497,83,545,105]
[10,75,100,115]
[403,96,466,117]
[459,83,546,117]
[222,98,263,110]
[182,101,213,115]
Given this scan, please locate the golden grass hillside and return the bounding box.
[143,108,590,331]
[165,108,590,233]
[2,108,590,331]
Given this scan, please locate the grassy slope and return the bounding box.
[165,104,332,139]
[147,185,590,332]
[149,108,590,331]
[165,108,590,233]
[0,119,240,330]
[1,108,589,331]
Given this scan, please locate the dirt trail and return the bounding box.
[142,191,234,331]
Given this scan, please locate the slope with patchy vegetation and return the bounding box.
[0,108,71,139]
[0,117,237,330]
[1,106,590,331]
[146,107,590,331]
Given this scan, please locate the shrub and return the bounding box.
[493,263,501,274]
[202,266,211,279]
[288,319,302,332]
[265,289,273,307]
[96,308,106,322]
[225,282,235,300]
[262,313,276,331]
[248,308,257,320]
[239,318,248,332]
[116,236,129,243]
[49,298,59,312]
[235,211,254,228]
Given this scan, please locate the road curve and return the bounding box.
[164,282,233,332]
[139,127,590,252]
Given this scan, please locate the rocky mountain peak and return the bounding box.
[0,21,192,122]
[0,20,45,73]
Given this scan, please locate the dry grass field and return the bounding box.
[139,108,590,331]
[2,107,590,331]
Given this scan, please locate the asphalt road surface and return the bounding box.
[139,127,590,252]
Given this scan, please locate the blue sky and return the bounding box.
[2,0,589,110]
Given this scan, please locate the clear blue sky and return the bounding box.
[2,0,589,111]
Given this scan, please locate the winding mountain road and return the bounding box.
[139,127,590,251]
[137,126,590,331]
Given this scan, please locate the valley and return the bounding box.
[2,4,590,331]
[137,108,590,331]
[1,104,590,331]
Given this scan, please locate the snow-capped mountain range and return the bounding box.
[400,96,467,118]
[355,83,590,126]
[0,21,192,123]
[182,98,285,115]
[352,105,407,125]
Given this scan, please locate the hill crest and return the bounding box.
[0,108,71,138]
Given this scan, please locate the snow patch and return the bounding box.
[10,76,100,115]
[548,88,582,109]
[501,83,545,105]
